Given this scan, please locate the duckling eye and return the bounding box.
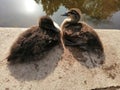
[71,11,77,15]
[68,11,74,15]
[70,12,74,14]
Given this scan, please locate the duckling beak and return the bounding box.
[61,13,69,16]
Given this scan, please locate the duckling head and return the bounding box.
[39,16,60,33]
[61,8,81,23]
[39,16,66,50]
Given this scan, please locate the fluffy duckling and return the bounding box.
[61,8,104,53]
[7,16,62,63]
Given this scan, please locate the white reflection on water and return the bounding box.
[24,0,38,13]
[0,0,45,27]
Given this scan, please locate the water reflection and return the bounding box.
[37,0,120,20]
[24,0,37,13]
[0,0,120,29]
[0,0,45,27]
[36,0,120,29]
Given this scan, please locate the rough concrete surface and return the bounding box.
[0,27,120,90]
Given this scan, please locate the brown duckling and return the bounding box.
[7,16,62,63]
[61,8,104,53]
[61,8,105,67]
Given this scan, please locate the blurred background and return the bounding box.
[0,0,120,29]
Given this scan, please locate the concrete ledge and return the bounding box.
[0,27,120,90]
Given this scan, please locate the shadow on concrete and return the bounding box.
[7,46,63,81]
[91,85,120,90]
[67,47,105,68]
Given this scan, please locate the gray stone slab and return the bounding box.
[0,27,120,90]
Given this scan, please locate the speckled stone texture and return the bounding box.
[0,27,120,90]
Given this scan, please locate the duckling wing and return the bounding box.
[64,22,104,68]
[7,26,59,62]
[7,27,44,62]
[62,22,87,46]
[80,22,104,51]
[62,21,103,52]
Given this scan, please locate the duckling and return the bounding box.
[61,8,105,67]
[7,16,62,64]
[61,8,104,52]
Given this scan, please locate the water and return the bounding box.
[0,0,120,29]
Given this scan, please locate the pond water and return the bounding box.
[0,0,120,29]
